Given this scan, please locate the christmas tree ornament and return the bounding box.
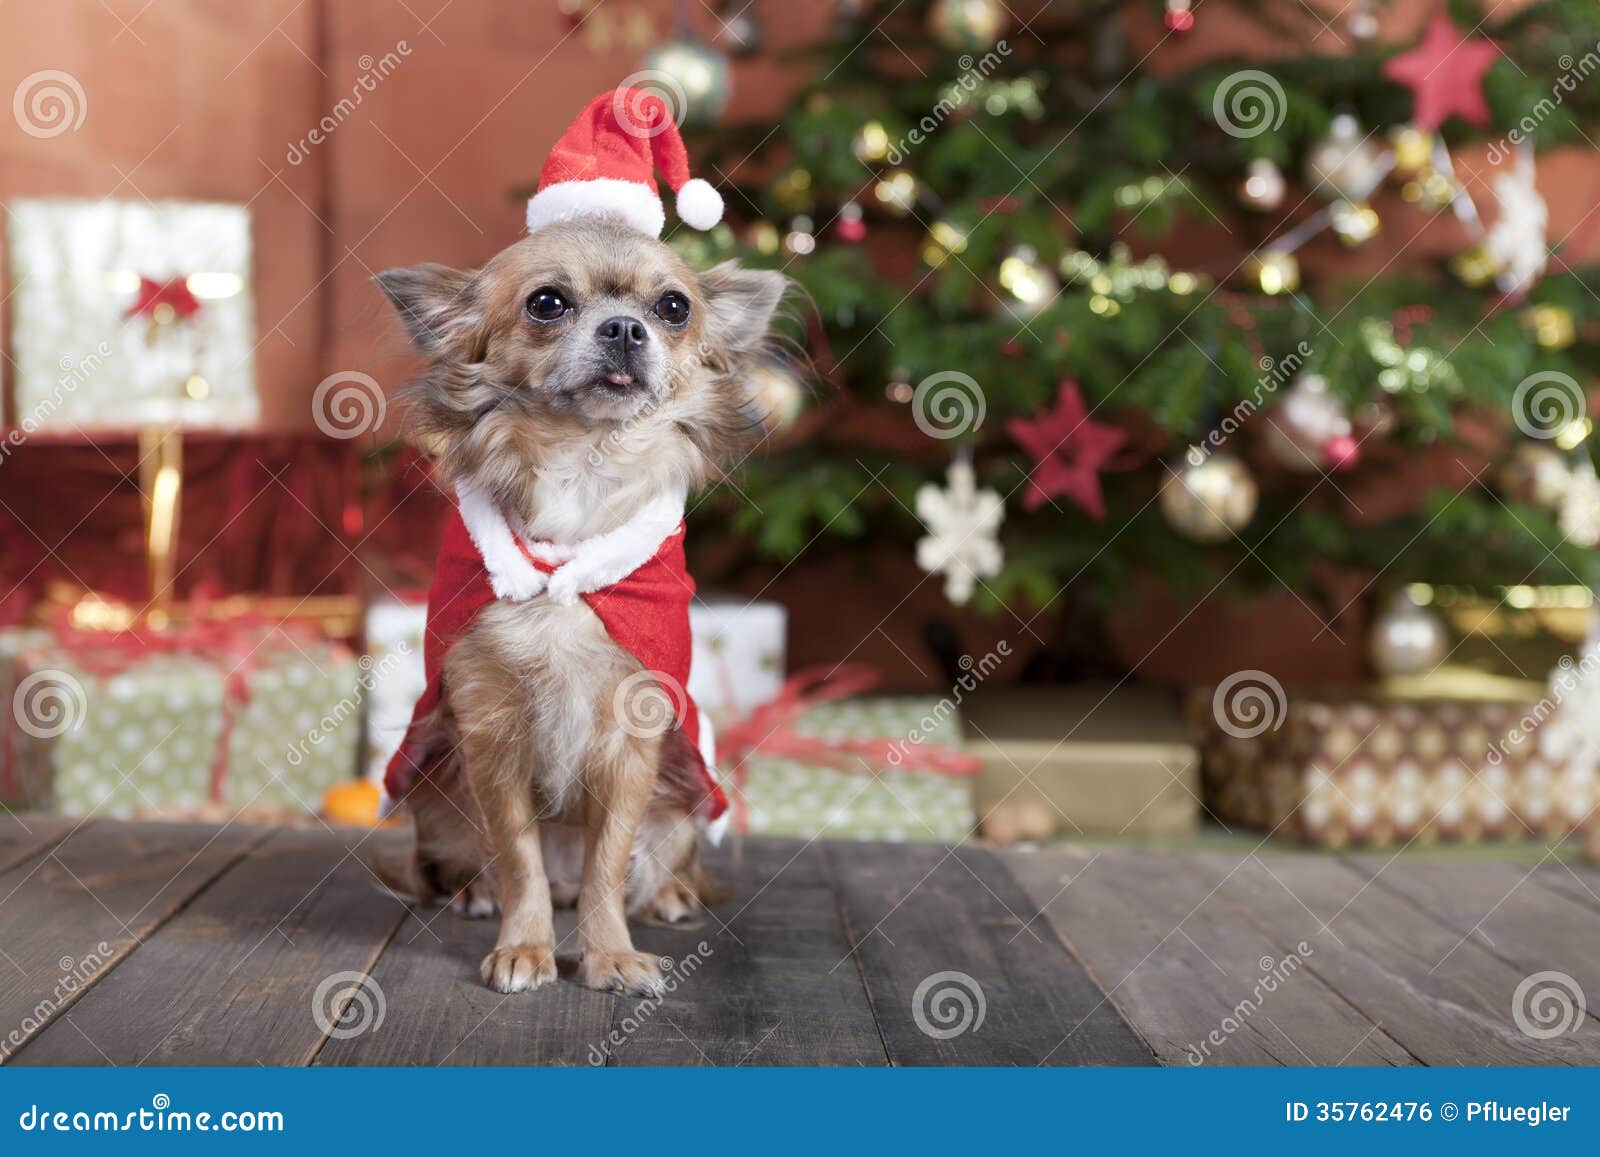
[1401,168,1459,211]
[1450,242,1502,289]
[747,219,781,255]
[1263,373,1354,472]
[1389,125,1434,176]
[1525,304,1577,350]
[916,453,1005,606]
[714,3,763,56]
[641,35,732,125]
[1322,433,1361,471]
[851,120,891,164]
[783,215,816,256]
[1346,2,1379,44]
[1329,199,1381,247]
[836,200,867,243]
[1499,443,1571,510]
[1160,452,1258,542]
[1250,249,1300,295]
[1238,158,1286,211]
[873,169,919,216]
[1561,456,1600,548]
[1305,113,1383,201]
[772,166,814,211]
[928,0,1008,51]
[996,245,1059,319]
[922,219,970,267]
[1164,0,1195,34]
[1006,381,1127,518]
[1369,590,1448,678]
[886,370,914,405]
[1483,148,1549,295]
[1382,12,1498,132]
[746,359,805,433]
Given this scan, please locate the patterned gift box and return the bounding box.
[1188,686,1594,848]
[732,697,975,842]
[362,595,426,785]
[7,198,257,430]
[4,623,359,819]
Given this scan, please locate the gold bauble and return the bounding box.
[928,0,1008,50]
[747,220,781,255]
[852,120,890,163]
[1389,125,1434,176]
[874,169,919,216]
[1160,452,1259,542]
[1451,243,1502,289]
[1330,200,1381,247]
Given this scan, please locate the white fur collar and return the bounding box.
[453,476,686,606]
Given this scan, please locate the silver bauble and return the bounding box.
[1160,451,1259,542]
[1369,592,1449,678]
[1306,114,1382,202]
[1263,374,1352,472]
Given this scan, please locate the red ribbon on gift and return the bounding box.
[716,664,983,834]
[26,613,317,805]
[125,276,203,322]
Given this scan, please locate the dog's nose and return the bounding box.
[596,315,647,353]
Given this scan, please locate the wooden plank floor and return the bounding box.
[0,814,1590,1066]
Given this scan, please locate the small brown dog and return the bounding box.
[376,214,784,996]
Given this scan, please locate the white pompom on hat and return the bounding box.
[526,87,724,238]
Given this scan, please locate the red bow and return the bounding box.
[126,276,203,321]
[717,664,983,834]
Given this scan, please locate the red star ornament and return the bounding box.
[1007,381,1127,519]
[1382,13,1499,132]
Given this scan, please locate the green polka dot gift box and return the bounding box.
[724,695,978,843]
[3,623,360,820]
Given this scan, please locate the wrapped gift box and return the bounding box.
[688,595,786,716]
[7,198,257,429]
[1188,680,1593,848]
[733,697,974,842]
[964,686,1199,840]
[3,622,359,818]
[362,595,427,784]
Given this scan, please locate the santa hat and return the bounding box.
[525,87,724,238]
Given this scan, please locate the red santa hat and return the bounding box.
[525,87,724,238]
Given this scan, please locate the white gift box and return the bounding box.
[363,596,428,784]
[688,596,787,717]
[7,198,258,430]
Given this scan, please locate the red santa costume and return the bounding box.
[382,85,729,837]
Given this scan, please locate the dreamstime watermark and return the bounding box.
[1511,370,1585,441]
[1512,970,1585,1040]
[882,41,1013,165]
[1212,70,1286,139]
[311,970,385,1040]
[1,942,113,1061]
[613,69,689,137]
[286,43,412,165]
[612,669,689,740]
[912,970,986,1039]
[1487,42,1600,165]
[1212,669,1287,740]
[1,343,112,464]
[312,370,387,438]
[12,668,88,740]
[1185,943,1314,1064]
[1188,342,1312,464]
[912,370,986,439]
[13,69,86,139]
[887,641,1011,767]
[1486,643,1600,766]
[587,941,713,1064]
[284,644,411,768]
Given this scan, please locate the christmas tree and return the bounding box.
[665,0,1600,622]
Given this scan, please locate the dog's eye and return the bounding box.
[525,287,570,323]
[653,290,691,327]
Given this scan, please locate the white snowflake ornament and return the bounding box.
[915,455,1004,605]
[1484,146,1549,295]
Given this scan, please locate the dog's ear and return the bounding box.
[375,263,487,361]
[697,262,788,359]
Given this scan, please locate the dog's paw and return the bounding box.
[579,950,667,997]
[447,878,498,919]
[481,944,558,993]
[646,882,697,925]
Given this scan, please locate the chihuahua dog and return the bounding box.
[377,216,785,996]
